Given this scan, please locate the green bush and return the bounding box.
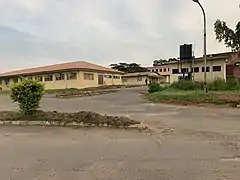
[10,79,45,114]
[208,78,240,91]
[148,82,163,93]
[169,79,204,90]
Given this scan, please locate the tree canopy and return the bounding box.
[214,19,240,52]
[110,63,148,73]
[153,58,178,66]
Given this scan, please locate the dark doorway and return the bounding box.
[98,74,104,85]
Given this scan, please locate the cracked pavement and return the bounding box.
[0,87,240,179]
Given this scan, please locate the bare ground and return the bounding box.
[0,87,240,180]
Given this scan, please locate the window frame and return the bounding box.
[104,75,112,78]
[122,78,127,82]
[55,73,65,81]
[172,69,179,74]
[44,74,53,82]
[181,68,189,73]
[202,67,210,72]
[137,77,142,82]
[193,67,200,73]
[35,75,43,82]
[213,66,222,72]
[67,72,77,80]
[13,78,18,83]
[113,75,120,79]
[84,73,94,80]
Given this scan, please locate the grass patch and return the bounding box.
[148,90,240,106]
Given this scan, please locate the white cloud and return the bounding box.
[0,0,239,72]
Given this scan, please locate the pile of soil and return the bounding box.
[55,90,117,99]
[212,93,240,107]
[0,111,141,128]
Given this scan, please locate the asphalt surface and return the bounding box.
[0,87,240,180]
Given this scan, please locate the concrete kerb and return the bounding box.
[0,120,148,130]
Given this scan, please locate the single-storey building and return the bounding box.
[122,72,164,86]
[169,52,240,84]
[226,52,240,78]
[147,64,171,83]
[0,61,124,90]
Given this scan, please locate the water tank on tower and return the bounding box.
[180,44,193,60]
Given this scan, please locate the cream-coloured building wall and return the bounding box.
[122,76,147,86]
[122,76,163,86]
[103,74,122,85]
[169,59,226,83]
[0,70,123,90]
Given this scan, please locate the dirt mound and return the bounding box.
[0,111,141,128]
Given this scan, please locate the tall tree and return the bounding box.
[214,19,240,52]
[153,59,168,66]
[110,63,148,73]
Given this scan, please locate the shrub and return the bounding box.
[170,79,204,90]
[208,78,240,91]
[148,82,163,93]
[10,79,45,115]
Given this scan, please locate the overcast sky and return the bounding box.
[0,0,239,72]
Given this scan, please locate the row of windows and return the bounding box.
[0,73,122,85]
[39,72,78,82]
[172,66,222,74]
[104,75,121,79]
[0,72,78,85]
[122,77,143,83]
[150,68,170,73]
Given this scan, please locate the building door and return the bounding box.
[98,74,104,85]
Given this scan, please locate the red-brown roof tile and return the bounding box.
[0,61,124,77]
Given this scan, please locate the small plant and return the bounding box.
[10,79,45,115]
[148,82,163,93]
[170,79,204,91]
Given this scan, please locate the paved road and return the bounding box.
[1,87,240,179]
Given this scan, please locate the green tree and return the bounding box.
[10,79,45,115]
[110,63,148,73]
[153,59,168,66]
[214,19,240,51]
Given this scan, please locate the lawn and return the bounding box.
[148,89,240,106]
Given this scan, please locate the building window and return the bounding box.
[67,72,77,80]
[181,68,188,73]
[160,69,162,72]
[104,75,112,78]
[202,67,210,72]
[172,69,179,74]
[137,77,142,82]
[5,79,10,85]
[35,75,43,81]
[168,68,170,72]
[55,73,65,81]
[122,79,127,82]
[13,78,18,83]
[0,79,2,85]
[44,74,53,81]
[164,68,166,72]
[192,67,199,73]
[113,76,120,79]
[213,66,221,72]
[156,69,159,72]
[84,73,94,80]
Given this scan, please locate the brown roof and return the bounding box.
[122,72,163,78]
[0,61,124,77]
